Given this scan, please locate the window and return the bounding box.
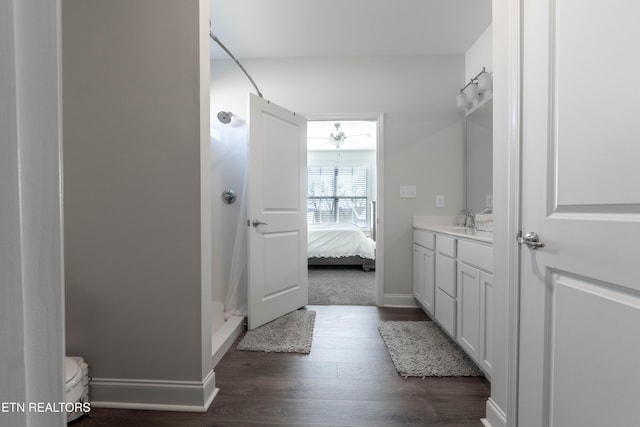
[307,165,368,227]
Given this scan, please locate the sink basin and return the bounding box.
[426,225,493,242]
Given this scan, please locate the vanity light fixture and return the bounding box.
[456,67,492,111]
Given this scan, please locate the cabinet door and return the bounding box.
[457,262,481,358]
[423,247,435,316]
[413,244,435,316]
[479,271,493,376]
[413,244,425,305]
[435,287,456,337]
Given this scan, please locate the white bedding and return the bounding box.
[307,224,376,259]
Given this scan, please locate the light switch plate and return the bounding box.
[400,186,417,198]
[436,195,445,208]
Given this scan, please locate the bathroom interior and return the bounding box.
[208,7,494,362]
[60,0,496,419]
[13,1,640,426]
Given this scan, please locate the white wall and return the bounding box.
[63,0,214,410]
[465,25,493,81]
[0,1,65,425]
[211,55,464,300]
[464,21,507,427]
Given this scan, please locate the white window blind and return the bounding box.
[307,166,368,227]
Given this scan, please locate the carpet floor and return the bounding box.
[237,309,316,353]
[378,320,483,377]
[308,267,375,305]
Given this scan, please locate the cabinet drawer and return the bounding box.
[435,253,456,297]
[435,288,456,338]
[458,239,493,272]
[436,234,456,257]
[413,229,435,250]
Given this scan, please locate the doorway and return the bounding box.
[306,117,383,306]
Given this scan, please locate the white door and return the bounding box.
[518,1,640,426]
[247,94,307,330]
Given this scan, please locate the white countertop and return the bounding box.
[413,216,493,244]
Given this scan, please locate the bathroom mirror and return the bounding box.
[465,98,493,214]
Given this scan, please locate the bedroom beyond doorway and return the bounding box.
[306,119,379,306]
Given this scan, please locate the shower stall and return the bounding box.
[209,30,268,361]
[210,110,248,365]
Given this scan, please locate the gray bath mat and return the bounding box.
[237,309,316,353]
[378,320,482,377]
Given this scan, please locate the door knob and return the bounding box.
[252,219,268,228]
[517,231,545,249]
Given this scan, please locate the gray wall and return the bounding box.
[63,0,212,405]
[211,55,464,299]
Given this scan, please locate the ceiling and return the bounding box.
[210,0,492,59]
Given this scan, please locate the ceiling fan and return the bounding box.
[309,122,370,148]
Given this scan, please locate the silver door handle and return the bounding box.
[252,219,268,228]
[517,231,545,249]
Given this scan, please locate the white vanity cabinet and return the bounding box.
[457,239,493,377]
[412,225,493,378]
[413,229,435,316]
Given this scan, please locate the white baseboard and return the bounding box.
[383,293,418,308]
[90,369,217,412]
[212,315,245,367]
[481,398,507,427]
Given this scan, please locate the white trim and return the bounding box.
[375,114,385,307]
[199,0,213,384]
[505,0,523,424]
[382,293,418,308]
[91,390,219,413]
[490,0,523,425]
[304,112,385,307]
[482,397,508,427]
[212,315,244,367]
[90,369,218,412]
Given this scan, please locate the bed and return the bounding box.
[307,223,376,271]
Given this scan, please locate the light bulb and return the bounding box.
[477,72,492,93]
[456,92,467,109]
[466,83,479,103]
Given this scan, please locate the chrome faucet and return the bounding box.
[465,210,477,231]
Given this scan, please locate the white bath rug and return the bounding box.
[378,320,483,377]
[237,309,316,354]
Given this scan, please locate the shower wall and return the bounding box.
[210,111,248,332]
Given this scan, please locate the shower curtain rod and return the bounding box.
[210,31,264,99]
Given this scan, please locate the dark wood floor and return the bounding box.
[73,305,490,426]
